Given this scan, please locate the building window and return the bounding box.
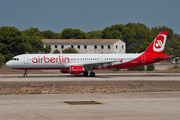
[78,45,80,49]
[101,45,104,49]
[84,45,87,49]
[94,45,97,49]
[122,45,123,49]
[108,45,110,49]
[71,45,74,48]
[61,45,64,49]
[116,45,118,49]
[55,45,57,48]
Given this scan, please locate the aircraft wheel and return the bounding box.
[83,71,88,76]
[90,72,95,77]
[24,70,27,77]
[24,74,27,77]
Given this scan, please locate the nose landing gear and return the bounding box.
[24,70,27,77]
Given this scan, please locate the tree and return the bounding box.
[101,24,124,40]
[41,30,60,39]
[27,36,43,53]
[128,66,145,71]
[53,49,60,54]
[43,44,51,53]
[22,27,42,37]
[173,41,180,57]
[0,53,5,66]
[147,64,155,71]
[62,47,78,53]
[60,28,86,39]
[4,53,14,62]
[126,43,141,53]
[121,28,136,46]
[0,43,8,55]
[86,30,102,39]
[0,26,30,61]
[139,42,151,52]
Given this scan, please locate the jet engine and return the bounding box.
[60,68,69,73]
[69,66,83,74]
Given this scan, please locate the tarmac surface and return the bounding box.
[1,72,180,120]
[0,73,180,81]
[0,92,180,120]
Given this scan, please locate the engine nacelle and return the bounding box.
[60,68,69,73]
[69,66,83,74]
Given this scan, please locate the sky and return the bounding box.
[0,0,180,34]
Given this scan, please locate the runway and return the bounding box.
[0,92,180,120]
[0,73,180,81]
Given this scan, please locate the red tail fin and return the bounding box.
[144,31,168,55]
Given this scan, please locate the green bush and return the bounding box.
[173,65,178,69]
[147,64,155,71]
[62,47,78,53]
[53,49,60,54]
[128,66,145,71]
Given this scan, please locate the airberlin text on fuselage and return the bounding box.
[32,56,69,63]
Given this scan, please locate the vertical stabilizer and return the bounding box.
[144,31,168,55]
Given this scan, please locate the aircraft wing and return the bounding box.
[82,61,119,68]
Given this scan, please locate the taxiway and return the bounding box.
[0,73,180,81]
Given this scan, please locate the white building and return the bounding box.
[42,39,126,54]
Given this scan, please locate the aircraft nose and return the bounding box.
[5,61,11,68]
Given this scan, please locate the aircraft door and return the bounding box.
[141,55,146,63]
[99,56,103,62]
[24,54,29,64]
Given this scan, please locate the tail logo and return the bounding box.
[155,40,163,48]
[153,34,167,52]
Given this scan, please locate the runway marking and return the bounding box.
[61,101,104,105]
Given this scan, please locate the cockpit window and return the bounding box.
[11,58,19,61]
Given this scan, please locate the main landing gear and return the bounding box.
[24,70,27,77]
[83,71,95,77]
[83,71,88,76]
[90,72,95,77]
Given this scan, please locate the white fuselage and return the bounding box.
[6,53,142,69]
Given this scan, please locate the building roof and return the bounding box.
[42,39,125,44]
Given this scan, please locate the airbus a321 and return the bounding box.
[6,31,170,77]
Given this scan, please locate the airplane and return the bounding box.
[5,31,170,77]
